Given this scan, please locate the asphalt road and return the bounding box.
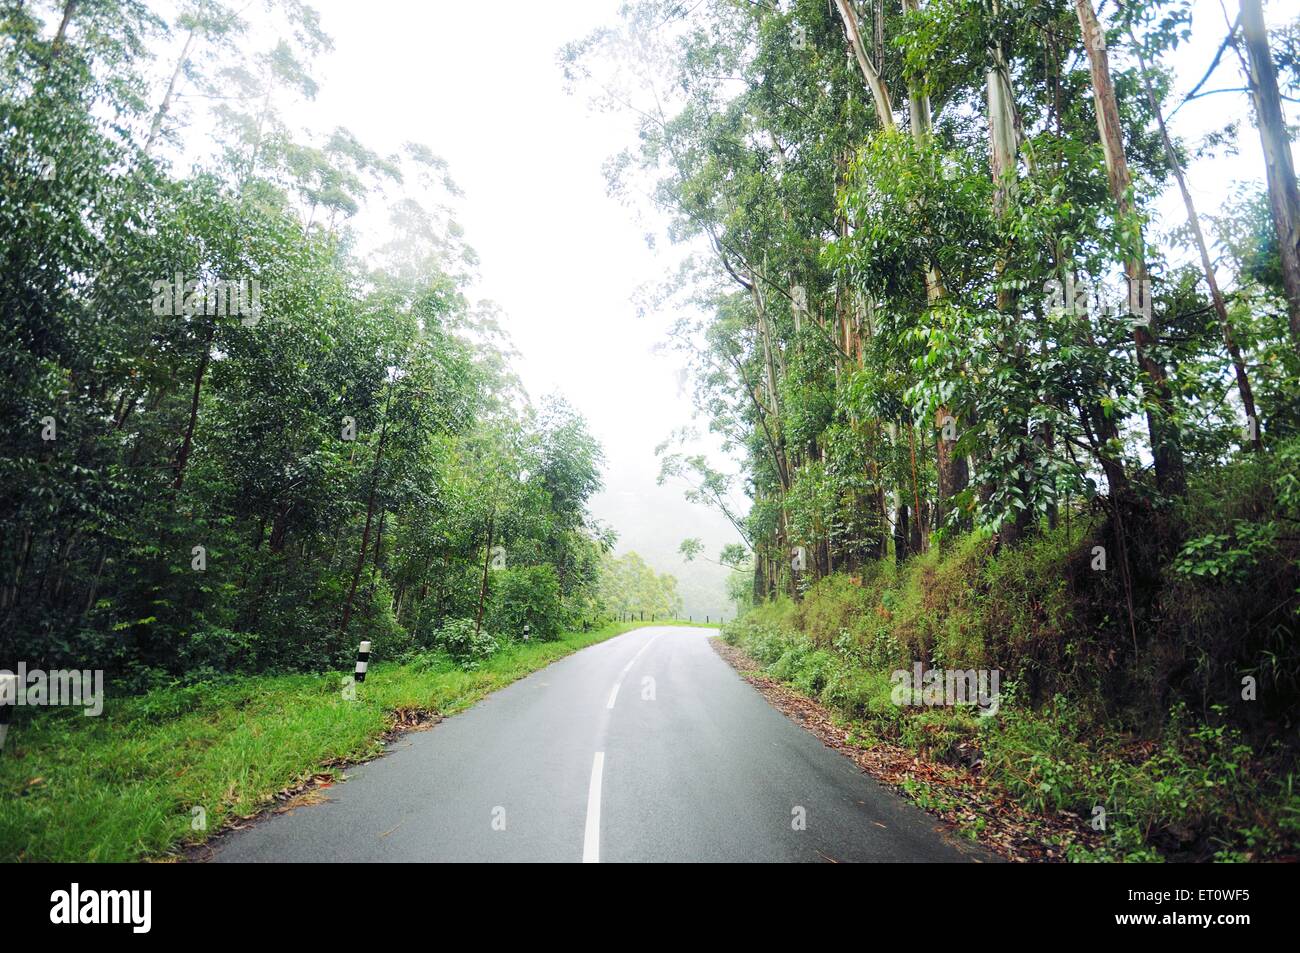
[210,626,985,863]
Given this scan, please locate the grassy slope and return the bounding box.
[0,620,681,862]
[724,532,1300,861]
[726,445,1300,861]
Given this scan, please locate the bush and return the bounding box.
[435,618,499,666]
[486,565,565,640]
[790,649,840,697]
[821,666,895,721]
[176,626,260,677]
[796,574,872,646]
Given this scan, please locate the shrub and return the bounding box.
[486,565,564,640]
[980,691,1094,815]
[821,666,895,721]
[796,574,871,646]
[790,649,839,697]
[176,627,260,678]
[744,622,799,664]
[435,618,499,666]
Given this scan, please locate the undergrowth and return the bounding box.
[724,443,1300,861]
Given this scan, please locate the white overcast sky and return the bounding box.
[150,0,1294,612]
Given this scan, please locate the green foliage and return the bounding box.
[724,453,1300,859]
[434,618,500,667]
[570,0,1300,631]
[597,551,682,618]
[729,591,1298,860]
[1174,524,1279,584]
[0,2,613,681]
[486,565,564,641]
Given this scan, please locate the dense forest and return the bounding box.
[569,0,1300,859]
[0,0,663,681]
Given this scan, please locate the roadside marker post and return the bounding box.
[355,640,371,683]
[0,672,15,754]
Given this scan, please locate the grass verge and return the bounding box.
[0,619,671,862]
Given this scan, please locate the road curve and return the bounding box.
[210,626,985,863]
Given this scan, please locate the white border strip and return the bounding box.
[582,751,604,863]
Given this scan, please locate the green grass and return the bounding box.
[0,620,672,862]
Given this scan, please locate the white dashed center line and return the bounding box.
[606,634,660,709]
[587,633,663,861]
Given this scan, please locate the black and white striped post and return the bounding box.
[0,672,15,754]
[354,640,371,683]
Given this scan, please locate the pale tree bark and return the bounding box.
[1236,0,1300,352]
[838,0,967,530]
[901,0,933,145]
[1130,36,1261,449]
[986,24,1033,544]
[873,0,884,75]
[1075,0,1186,495]
[834,0,894,129]
[987,38,1017,224]
[144,27,197,157]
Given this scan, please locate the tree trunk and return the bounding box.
[907,423,928,552]
[144,28,196,157]
[894,501,909,565]
[1237,0,1300,352]
[834,0,894,128]
[840,0,964,529]
[474,508,495,635]
[934,406,969,530]
[902,0,969,522]
[52,0,77,54]
[339,387,393,637]
[172,322,215,493]
[1132,38,1261,447]
[1076,0,1185,495]
[268,499,291,554]
[987,27,1032,545]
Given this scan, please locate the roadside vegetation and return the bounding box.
[723,440,1300,861]
[6,0,1300,867]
